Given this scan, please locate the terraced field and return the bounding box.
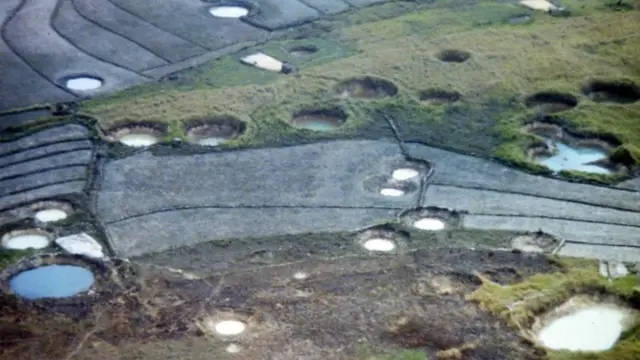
[0,1,639,359]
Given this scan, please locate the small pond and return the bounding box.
[3,231,51,250]
[413,218,446,231]
[196,136,228,146]
[118,133,159,147]
[9,265,95,300]
[535,138,611,174]
[291,115,342,131]
[537,305,629,351]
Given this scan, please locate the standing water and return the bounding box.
[118,133,159,147]
[9,265,95,299]
[197,136,228,146]
[536,138,611,174]
[302,121,337,132]
[291,115,342,131]
[537,305,629,351]
[65,77,103,91]
[3,230,51,250]
[34,208,68,222]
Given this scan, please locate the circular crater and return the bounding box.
[511,231,559,253]
[184,117,246,146]
[379,179,419,197]
[105,122,168,147]
[208,6,249,18]
[380,187,405,197]
[418,88,462,105]
[2,229,53,250]
[64,76,103,91]
[35,209,67,223]
[582,80,640,104]
[334,76,398,99]
[29,201,73,223]
[289,44,318,57]
[524,123,622,175]
[606,1,634,11]
[9,264,95,299]
[363,238,397,252]
[356,227,408,254]
[525,92,578,113]
[362,174,420,198]
[507,14,533,24]
[214,320,246,335]
[392,168,420,181]
[290,107,348,131]
[199,310,265,339]
[531,295,639,352]
[402,207,461,230]
[436,49,471,63]
[413,218,446,231]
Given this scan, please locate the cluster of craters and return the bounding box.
[521,79,640,176]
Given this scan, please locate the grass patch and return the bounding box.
[469,256,640,360]
[72,0,640,182]
[80,36,356,115]
[0,249,34,271]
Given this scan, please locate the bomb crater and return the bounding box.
[334,76,398,99]
[436,49,471,63]
[582,80,640,104]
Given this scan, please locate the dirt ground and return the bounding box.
[1,247,563,360]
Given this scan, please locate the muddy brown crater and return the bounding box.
[582,80,640,104]
[436,49,471,63]
[334,76,398,99]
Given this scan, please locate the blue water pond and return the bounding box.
[9,264,95,299]
[536,138,611,175]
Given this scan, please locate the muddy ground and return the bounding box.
[1,246,560,360]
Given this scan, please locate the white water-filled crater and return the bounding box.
[380,188,405,197]
[65,77,103,91]
[196,136,227,146]
[535,297,638,352]
[363,238,396,252]
[2,230,52,250]
[209,6,249,18]
[118,133,159,147]
[392,168,419,181]
[413,217,446,231]
[214,320,246,335]
[34,208,68,222]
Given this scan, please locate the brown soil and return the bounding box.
[0,248,558,360]
[184,117,246,144]
[524,92,578,114]
[418,89,462,105]
[334,76,398,99]
[435,49,471,63]
[582,80,640,104]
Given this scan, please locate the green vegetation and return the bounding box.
[58,0,640,182]
[469,256,640,360]
[364,349,429,360]
[0,249,34,271]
